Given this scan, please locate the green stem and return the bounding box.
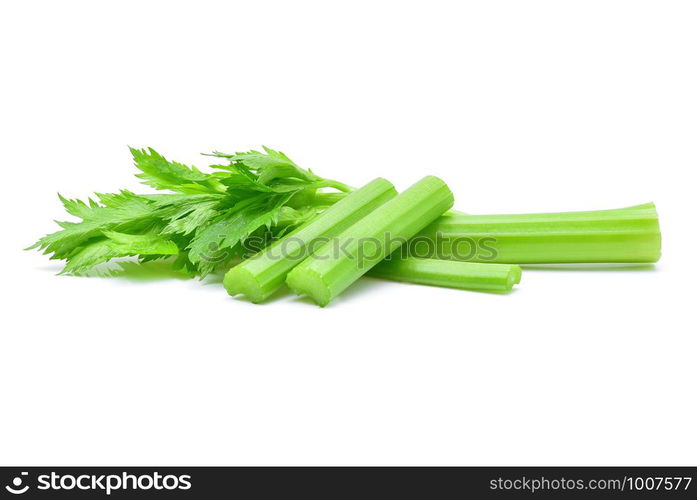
[369,258,522,293]
[286,176,454,306]
[411,203,661,263]
[320,179,354,193]
[224,178,396,303]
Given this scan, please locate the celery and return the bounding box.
[223,178,397,302]
[413,203,661,264]
[32,143,664,306]
[369,258,522,293]
[286,176,454,306]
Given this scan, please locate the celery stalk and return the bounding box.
[369,258,522,293]
[286,176,454,306]
[412,203,661,264]
[224,178,397,302]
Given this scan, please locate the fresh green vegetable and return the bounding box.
[286,176,454,306]
[29,145,662,306]
[29,147,351,276]
[369,258,521,293]
[413,203,661,264]
[224,178,397,302]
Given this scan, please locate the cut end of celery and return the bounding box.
[286,267,332,307]
[224,266,268,304]
[509,265,522,287]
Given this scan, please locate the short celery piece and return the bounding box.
[224,178,397,302]
[286,176,454,306]
[369,258,522,293]
[414,203,661,264]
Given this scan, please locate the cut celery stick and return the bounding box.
[412,203,661,263]
[286,176,454,306]
[369,258,521,293]
[223,178,397,302]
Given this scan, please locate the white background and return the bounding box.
[1,1,695,465]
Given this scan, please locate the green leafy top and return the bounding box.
[30,147,351,276]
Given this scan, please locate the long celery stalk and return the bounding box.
[369,258,521,293]
[411,203,661,264]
